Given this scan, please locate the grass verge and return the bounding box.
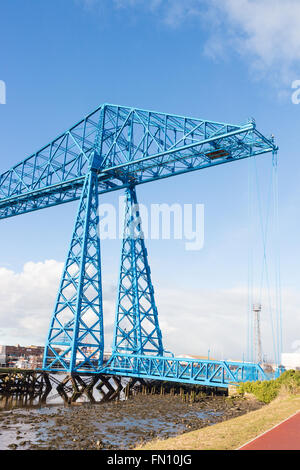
[135,393,300,450]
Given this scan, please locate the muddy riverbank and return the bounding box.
[0,393,264,450]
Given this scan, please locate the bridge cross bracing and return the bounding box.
[0,104,278,388]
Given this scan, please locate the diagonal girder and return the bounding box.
[0,104,277,219]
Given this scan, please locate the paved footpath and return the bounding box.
[239,411,300,450]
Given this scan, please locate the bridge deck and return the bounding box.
[43,353,272,389]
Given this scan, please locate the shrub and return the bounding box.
[238,370,300,404]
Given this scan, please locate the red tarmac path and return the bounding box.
[239,411,300,450]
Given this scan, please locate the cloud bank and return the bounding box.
[0,260,297,363]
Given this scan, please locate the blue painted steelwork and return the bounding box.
[0,105,277,220]
[42,168,104,373]
[0,104,278,386]
[112,186,164,356]
[104,354,267,388]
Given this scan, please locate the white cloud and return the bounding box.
[162,0,300,83]
[0,260,116,347]
[210,0,300,83]
[76,0,300,85]
[0,260,62,345]
[0,260,297,364]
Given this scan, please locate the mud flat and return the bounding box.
[0,393,264,450]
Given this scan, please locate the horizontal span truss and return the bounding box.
[42,353,267,388]
[0,104,277,219]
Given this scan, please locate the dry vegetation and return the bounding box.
[136,371,300,450]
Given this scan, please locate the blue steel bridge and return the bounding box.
[0,104,278,391]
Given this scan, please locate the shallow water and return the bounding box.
[0,394,263,450]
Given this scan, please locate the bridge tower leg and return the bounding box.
[112,186,164,356]
[42,169,104,373]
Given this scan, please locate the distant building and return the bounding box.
[281,353,300,371]
[0,347,6,367]
[0,344,44,369]
[0,344,106,369]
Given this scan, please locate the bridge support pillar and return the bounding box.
[112,186,164,356]
[56,374,99,404]
[54,374,147,405]
[43,169,104,374]
[0,370,52,407]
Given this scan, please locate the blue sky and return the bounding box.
[0,0,300,362]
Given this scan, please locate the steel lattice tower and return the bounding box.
[112,186,163,356]
[43,165,104,372]
[0,103,278,385]
[253,303,263,364]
